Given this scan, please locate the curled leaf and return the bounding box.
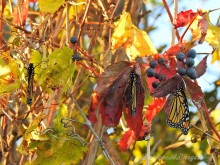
[174,10,198,28]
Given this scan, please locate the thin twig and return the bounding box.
[179,14,198,42]
[77,0,91,42]
[162,0,180,40]
[171,0,178,45]
[65,2,70,45]
[191,124,220,143]
[103,0,120,61]
[70,96,115,165]
[146,135,151,165]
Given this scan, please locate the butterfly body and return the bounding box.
[129,71,138,116]
[27,63,34,105]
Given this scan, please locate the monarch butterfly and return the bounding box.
[129,71,138,116]
[26,63,34,105]
[166,82,190,135]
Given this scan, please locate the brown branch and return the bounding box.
[162,0,180,40]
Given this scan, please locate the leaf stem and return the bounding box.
[179,14,198,42]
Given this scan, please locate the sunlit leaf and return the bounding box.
[211,49,220,63]
[205,23,220,63]
[38,0,65,13]
[190,10,208,43]
[112,12,157,60]
[32,104,87,164]
[174,9,198,28]
[23,114,47,141]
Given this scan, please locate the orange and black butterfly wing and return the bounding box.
[166,83,190,135]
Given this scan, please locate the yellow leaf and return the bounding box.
[211,49,220,64]
[0,52,21,95]
[205,23,220,63]
[38,0,65,14]
[112,12,157,60]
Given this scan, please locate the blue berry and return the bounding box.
[176,52,185,61]
[177,68,187,76]
[185,58,195,67]
[187,49,196,58]
[146,68,155,77]
[149,60,158,68]
[158,74,166,82]
[158,57,165,63]
[154,73,159,79]
[152,81,159,89]
[72,53,82,61]
[186,67,198,79]
[70,36,78,44]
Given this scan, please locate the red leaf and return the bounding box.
[118,126,149,151]
[88,62,131,126]
[195,56,208,78]
[95,61,132,96]
[145,97,166,124]
[183,77,204,102]
[99,70,131,126]
[174,10,198,28]
[88,92,99,123]
[118,130,136,151]
[13,2,29,25]
[29,0,37,2]
[164,42,186,57]
[151,74,182,97]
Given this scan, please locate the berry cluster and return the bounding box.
[70,36,82,61]
[146,58,167,89]
[176,49,198,79]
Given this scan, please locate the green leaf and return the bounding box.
[38,0,65,13]
[54,104,69,132]
[33,139,87,165]
[36,46,75,92]
[18,114,47,155]
[31,104,87,164]
[23,114,47,141]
